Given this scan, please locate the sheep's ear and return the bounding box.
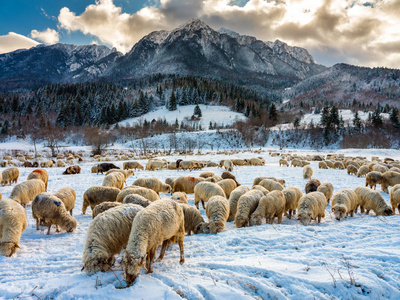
[81,266,85,271]
[15,244,20,249]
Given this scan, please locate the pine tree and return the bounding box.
[353,111,362,131]
[168,91,177,111]
[75,102,83,126]
[371,108,383,127]
[389,108,399,128]
[194,104,202,117]
[209,121,213,130]
[175,118,179,128]
[269,103,278,122]
[293,117,300,128]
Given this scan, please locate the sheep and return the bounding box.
[123,200,185,285]
[252,185,269,194]
[133,178,171,194]
[325,160,334,168]
[123,161,144,171]
[211,175,222,182]
[199,171,215,178]
[221,172,240,186]
[92,202,123,219]
[365,171,382,190]
[381,171,400,193]
[194,181,226,209]
[91,166,99,173]
[223,159,234,171]
[57,160,66,167]
[317,182,334,203]
[297,191,327,226]
[391,167,400,173]
[32,193,77,235]
[178,160,198,171]
[279,158,289,167]
[206,195,229,233]
[218,160,225,168]
[171,192,188,204]
[282,186,303,219]
[122,194,152,207]
[389,184,400,214]
[96,163,120,174]
[354,186,393,216]
[179,203,209,235]
[54,187,76,216]
[1,167,19,186]
[63,165,82,175]
[347,165,358,176]
[102,172,125,190]
[333,161,345,170]
[372,164,389,174]
[303,165,313,179]
[165,178,175,189]
[40,160,54,168]
[105,169,134,180]
[146,160,167,171]
[291,159,302,167]
[9,179,46,206]
[252,176,283,186]
[0,199,27,257]
[173,176,215,194]
[331,189,360,220]
[217,179,237,199]
[318,161,328,169]
[228,185,251,221]
[249,158,264,166]
[305,179,321,194]
[117,186,160,203]
[82,186,120,214]
[235,190,264,227]
[357,165,369,177]
[232,159,248,166]
[82,204,143,275]
[258,179,284,192]
[27,168,49,190]
[207,162,218,167]
[249,190,286,225]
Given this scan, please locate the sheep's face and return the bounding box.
[298,212,312,226]
[332,205,347,221]
[1,180,8,186]
[194,222,210,234]
[65,219,77,232]
[0,242,19,257]
[382,207,394,216]
[250,214,262,226]
[84,257,111,275]
[210,222,225,234]
[124,252,146,285]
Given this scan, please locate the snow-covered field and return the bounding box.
[1,150,400,299]
[117,105,247,128]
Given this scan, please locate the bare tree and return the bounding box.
[84,127,116,155]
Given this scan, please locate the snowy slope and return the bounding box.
[301,110,389,125]
[117,105,247,128]
[1,150,400,299]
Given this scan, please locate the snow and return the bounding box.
[1,148,400,299]
[301,110,389,126]
[117,105,247,128]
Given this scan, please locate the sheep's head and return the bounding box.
[194,222,210,234]
[165,184,172,194]
[83,253,114,275]
[332,205,347,221]
[382,207,394,216]
[123,251,146,285]
[249,214,263,226]
[63,218,77,232]
[0,242,20,257]
[209,221,225,234]
[1,180,8,186]
[298,211,312,225]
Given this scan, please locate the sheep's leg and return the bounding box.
[70,210,73,216]
[158,240,169,261]
[287,210,292,219]
[178,239,185,264]
[366,210,370,215]
[397,204,400,214]
[148,248,156,274]
[350,211,354,217]
[277,214,283,224]
[360,206,365,214]
[35,218,39,230]
[317,215,321,223]
[47,224,52,235]
[56,225,60,232]
[201,200,205,209]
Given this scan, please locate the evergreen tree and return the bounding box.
[371,108,383,127]
[353,111,362,131]
[389,108,399,128]
[194,104,202,117]
[175,118,179,128]
[75,102,83,126]
[209,121,213,130]
[168,91,177,111]
[293,117,300,128]
[320,106,330,128]
[268,103,278,122]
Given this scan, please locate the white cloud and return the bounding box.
[57,0,400,68]
[30,28,60,44]
[0,32,39,54]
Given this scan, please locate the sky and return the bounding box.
[0,0,399,68]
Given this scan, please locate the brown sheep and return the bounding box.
[354,186,393,216]
[381,171,400,193]
[1,167,19,186]
[249,190,286,225]
[217,179,238,199]
[173,176,215,194]
[63,165,81,175]
[305,179,321,194]
[82,186,120,214]
[317,182,334,203]
[389,184,400,214]
[282,186,303,219]
[365,171,382,190]
[116,187,160,203]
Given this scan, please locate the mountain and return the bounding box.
[111,19,326,94]
[0,44,121,90]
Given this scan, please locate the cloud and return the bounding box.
[30,28,60,44]
[0,32,39,54]
[57,0,400,68]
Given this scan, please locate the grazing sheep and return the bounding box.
[250,190,286,225]
[303,165,313,179]
[133,178,171,194]
[391,167,400,174]
[249,158,264,166]
[223,160,234,171]
[252,176,284,187]
[291,159,302,167]
[333,161,345,170]
[331,189,360,220]
[305,179,321,194]
[228,185,251,221]
[57,160,66,167]
[325,160,334,168]
[82,186,120,214]
[372,164,389,174]
[62,165,81,175]
[82,204,143,274]
[0,199,27,257]
[1,167,19,186]
[258,179,284,192]
[32,193,77,235]
[146,160,168,171]
[354,186,393,216]
[217,179,237,199]
[173,176,214,194]
[102,172,125,190]
[252,185,269,194]
[297,191,327,226]
[194,181,226,209]
[165,178,175,189]
[232,159,248,166]
[178,160,198,171]
[92,202,123,219]
[389,184,400,214]
[9,179,46,206]
[365,171,382,190]
[97,163,120,174]
[122,194,152,207]
[318,161,328,169]
[171,192,188,204]
[282,186,303,219]
[206,196,229,233]
[54,187,76,216]
[381,171,400,193]
[357,165,369,177]
[347,165,358,176]
[279,158,289,167]
[123,161,144,171]
[221,172,240,186]
[116,186,160,203]
[91,166,100,173]
[27,168,49,190]
[235,190,264,227]
[179,204,209,235]
[317,182,334,203]
[199,172,215,178]
[123,200,185,285]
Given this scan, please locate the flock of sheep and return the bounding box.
[1,151,400,286]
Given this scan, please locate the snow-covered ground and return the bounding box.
[1,149,400,299]
[117,105,247,128]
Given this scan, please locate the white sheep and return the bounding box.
[347,165,358,176]
[354,186,393,216]
[217,178,237,199]
[282,186,303,219]
[251,185,269,194]
[102,172,126,190]
[32,193,77,234]
[27,168,49,190]
[122,194,152,207]
[54,187,76,216]
[297,191,327,226]
[133,177,172,194]
[389,184,400,214]
[331,189,360,221]
[82,204,143,274]
[82,186,120,214]
[223,159,234,171]
[0,198,27,257]
[206,195,230,234]
[365,171,382,190]
[179,203,209,235]
[105,169,135,181]
[123,200,185,285]
[194,181,226,209]
[258,179,284,192]
[123,161,144,171]
[92,202,123,219]
[171,192,188,204]
[116,187,160,203]
[228,185,251,221]
[250,190,286,225]
[9,179,46,206]
[303,165,313,179]
[279,158,289,167]
[235,190,264,228]
[1,167,19,186]
[381,171,400,193]
[317,182,334,203]
[357,165,369,177]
